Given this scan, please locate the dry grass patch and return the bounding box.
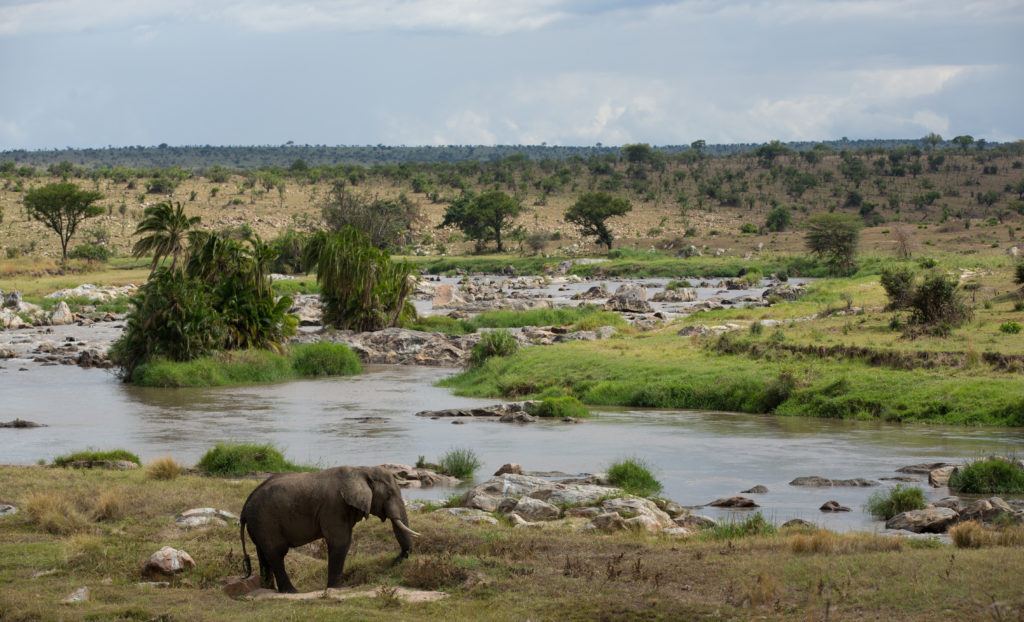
[146,456,183,481]
[23,491,91,535]
[789,530,905,555]
[950,521,1024,549]
[91,489,128,522]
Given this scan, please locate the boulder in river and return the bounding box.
[959,497,1021,524]
[820,500,851,512]
[928,466,957,488]
[0,419,46,428]
[896,462,957,475]
[603,283,652,313]
[789,476,878,487]
[49,301,74,326]
[885,507,959,533]
[571,284,609,300]
[708,496,759,508]
[741,485,768,494]
[494,463,523,476]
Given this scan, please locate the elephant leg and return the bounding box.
[268,547,297,594]
[256,548,274,590]
[325,539,351,589]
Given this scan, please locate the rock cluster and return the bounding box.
[377,464,461,488]
[416,401,540,424]
[603,283,652,313]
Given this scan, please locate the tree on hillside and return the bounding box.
[754,140,791,167]
[952,135,975,152]
[805,213,861,275]
[23,182,104,262]
[764,205,792,232]
[622,143,656,165]
[565,192,632,251]
[321,183,421,250]
[131,201,201,272]
[439,190,523,252]
[922,133,943,150]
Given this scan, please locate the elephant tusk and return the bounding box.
[394,519,422,538]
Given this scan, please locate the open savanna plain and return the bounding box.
[1,465,1023,622]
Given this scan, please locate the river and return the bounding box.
[3,363,1022,531]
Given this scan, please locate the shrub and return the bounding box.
[1016,263,1024,287]
[269,229,308,274]
[321,184,421,250]
[805,213,861,275]
[665,279,692,291]
[865,484,926,520]
[197,443,306,476]
[304,227,415,331]
[879,266,916,310]
[68,242,111,262]
[401,554,470,590]
[469,330,519,367]
[146,457,183,480]
[606,458,662,497]
[527,396,590,419]
[948,458,1024,494]
[290,343,362,377]
[437,448,481,479]
[740,223,758,234]
[765,206,792,232]
[704,512,776,540]
[999,321,1022,334]
[909,273,972,329]
[53,449,141,467]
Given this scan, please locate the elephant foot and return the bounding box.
[278,586,299,594]
[390,551,410,566]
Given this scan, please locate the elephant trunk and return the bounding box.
[387,498,418,561]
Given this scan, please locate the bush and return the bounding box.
[865,484,926,520]
[606,458,662,497]
[665,279,692,291]
[321,184,421,250]
[290,343,362,377]
[269,229,308,274]
[527,396,590,419]
[470,330,519,367]
[740,223,758,234]
[704,512,776,540]
[765,206,792,232]
[879,266,915,310]
[909,273,972,329]
[1016,263,1024,287]
[146,457,182,480]
[999,321,1022,334]
[437,448,481,479]
[68,242,111,262]
[53,449,141,467]
[197,443,306,476]
[948,458,1024,494]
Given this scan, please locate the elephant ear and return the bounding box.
[343,472,373,517]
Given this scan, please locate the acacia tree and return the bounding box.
[565,192,632,251]
[23,182,104,261]
[805,213,861,275]
[439,190,523,252]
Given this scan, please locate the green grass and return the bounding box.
[52,449,141,467]
[702,512,777,541]
[404,305,626,335]
[606,458,662,497]
[527,396,591,419]
[271,277,320,297]
[290,342,363,377]
[948,458,1024,494]
[437,448,482,480]
[469,330,519,367]
[130,344,361,388]
[865,485,927,520]
[196,443,309,476]
[440,334,1024,426]
[31,294,132,314]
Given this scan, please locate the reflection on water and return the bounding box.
[2,363,1022,531]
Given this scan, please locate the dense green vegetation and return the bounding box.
[437,448,482,479]
[469,330,519,367]
[527,396,591,419]
[129,343,361,387]
[606,458,662,496]
[197,443,308,476]
[865,485,927,520]
[52,449,141,467]
[949,458,1024,494]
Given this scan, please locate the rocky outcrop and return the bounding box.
[46,284,136,302]
[494,463,523,476]
[433,507,498,525]
[49,302,74,326]
[289,295,321,326]
[762,283,805,302]
[377,464,461,488]
[431,284,467,309]
[789,476,878,487]
[297,327,476,366]
[174,508,238,529]
[651,288,697,303]
[820,500,851,512]
[415,402,538,423]
[928,466,957,487]
[603,283,652,313]
[960,497,1023,524]
[571,285,609,300]
[141,547,196,579]
[896,462,957,475]
[512,497,561,521]
[885,507,959,533]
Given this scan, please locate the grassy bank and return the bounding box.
[130,343,361,388]
[405,305,627,335]
[1,465,1022,621]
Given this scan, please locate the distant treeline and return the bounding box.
[1,138,1009,170]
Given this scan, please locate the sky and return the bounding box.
[1,0,1022,149]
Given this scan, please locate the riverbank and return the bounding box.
[0,465,1021,621]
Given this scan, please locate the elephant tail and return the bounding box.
[240,517,252,578]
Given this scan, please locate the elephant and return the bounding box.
[239,465,419,593]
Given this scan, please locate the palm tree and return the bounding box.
[131,201,201,272]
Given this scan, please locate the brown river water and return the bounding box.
[2,362,1022,531]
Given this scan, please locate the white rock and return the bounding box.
[512,497,561,521]
[61,587,89,604]
[142,547,196,578]
[49,301,74,326]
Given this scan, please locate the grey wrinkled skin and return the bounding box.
[239,466,413,593]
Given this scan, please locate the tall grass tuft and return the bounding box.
[949,457,1024,494]
[469,330,519,367]
[703,512,777,540]
[606,458,662,497]
[289,343,362,377]
[24,492,90,535]
[146,457,183,481]
[950,521,1024,549]
[197,443,308,476]
[865,484,926,520]
[437,448,481,480]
